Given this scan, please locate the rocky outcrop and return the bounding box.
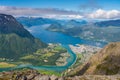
[0,69,64,80]
[66,75,120,80]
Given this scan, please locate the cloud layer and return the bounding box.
[0,6,120,19]
[88,9,120,19]
[0,6,79,15]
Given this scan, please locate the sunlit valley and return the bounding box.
[0,0,120,80]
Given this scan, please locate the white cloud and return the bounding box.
[44,15,83,19]
[0,6,84,19]
[0,6,79,15]
[0,6,120,19]
[88,9,120,19]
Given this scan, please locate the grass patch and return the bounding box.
[54,46,66,51]
[0,62,16,68]
[20,55,36,60]
[38,70,61,76]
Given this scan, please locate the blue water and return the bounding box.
[0,25,107,72]
[28,25,107,47]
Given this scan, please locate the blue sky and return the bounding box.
[0,0,120,19]
[0,0,120,11]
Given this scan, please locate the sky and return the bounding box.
[0,0,120,19]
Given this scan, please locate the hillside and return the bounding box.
[46,22,64,31]
[95,19,120,27]
[63,20,87,29]
[84,42,120,75]
[0,14,47,59]
[67,42,120,76]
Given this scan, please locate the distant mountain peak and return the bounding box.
[0,14,16,22]
[0,14,34,38]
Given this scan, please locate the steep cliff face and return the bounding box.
[0,14,47,59]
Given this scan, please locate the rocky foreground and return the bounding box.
[0,69,120,80]
[0,69,63,80]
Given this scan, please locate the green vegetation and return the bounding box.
[63,53,83,76]
[78,26,120,42]
[71,54,83,68]
[16,44,67,66]
[0,33,47,59]
[96,63,120,75]
[38,70,61,76]
[0,62,16,68]
[54,46,66,51]
[0,44,68,69]
[0,44,67,77]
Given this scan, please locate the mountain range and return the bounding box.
[46,19,120,42]
[16,17,60,27]
[16,17,87,28]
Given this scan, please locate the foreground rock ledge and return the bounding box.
[0,70,120,80]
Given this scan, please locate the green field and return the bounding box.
[0,62,17,68]
[38,70,62,76]
[0,44,67,67]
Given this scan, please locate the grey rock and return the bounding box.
[58,77,64,80]
[27,74,36,80]
[34,75,50,80]
[50,75,58,80]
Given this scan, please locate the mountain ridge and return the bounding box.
[0,14,47,59]
[95,19,120,27]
